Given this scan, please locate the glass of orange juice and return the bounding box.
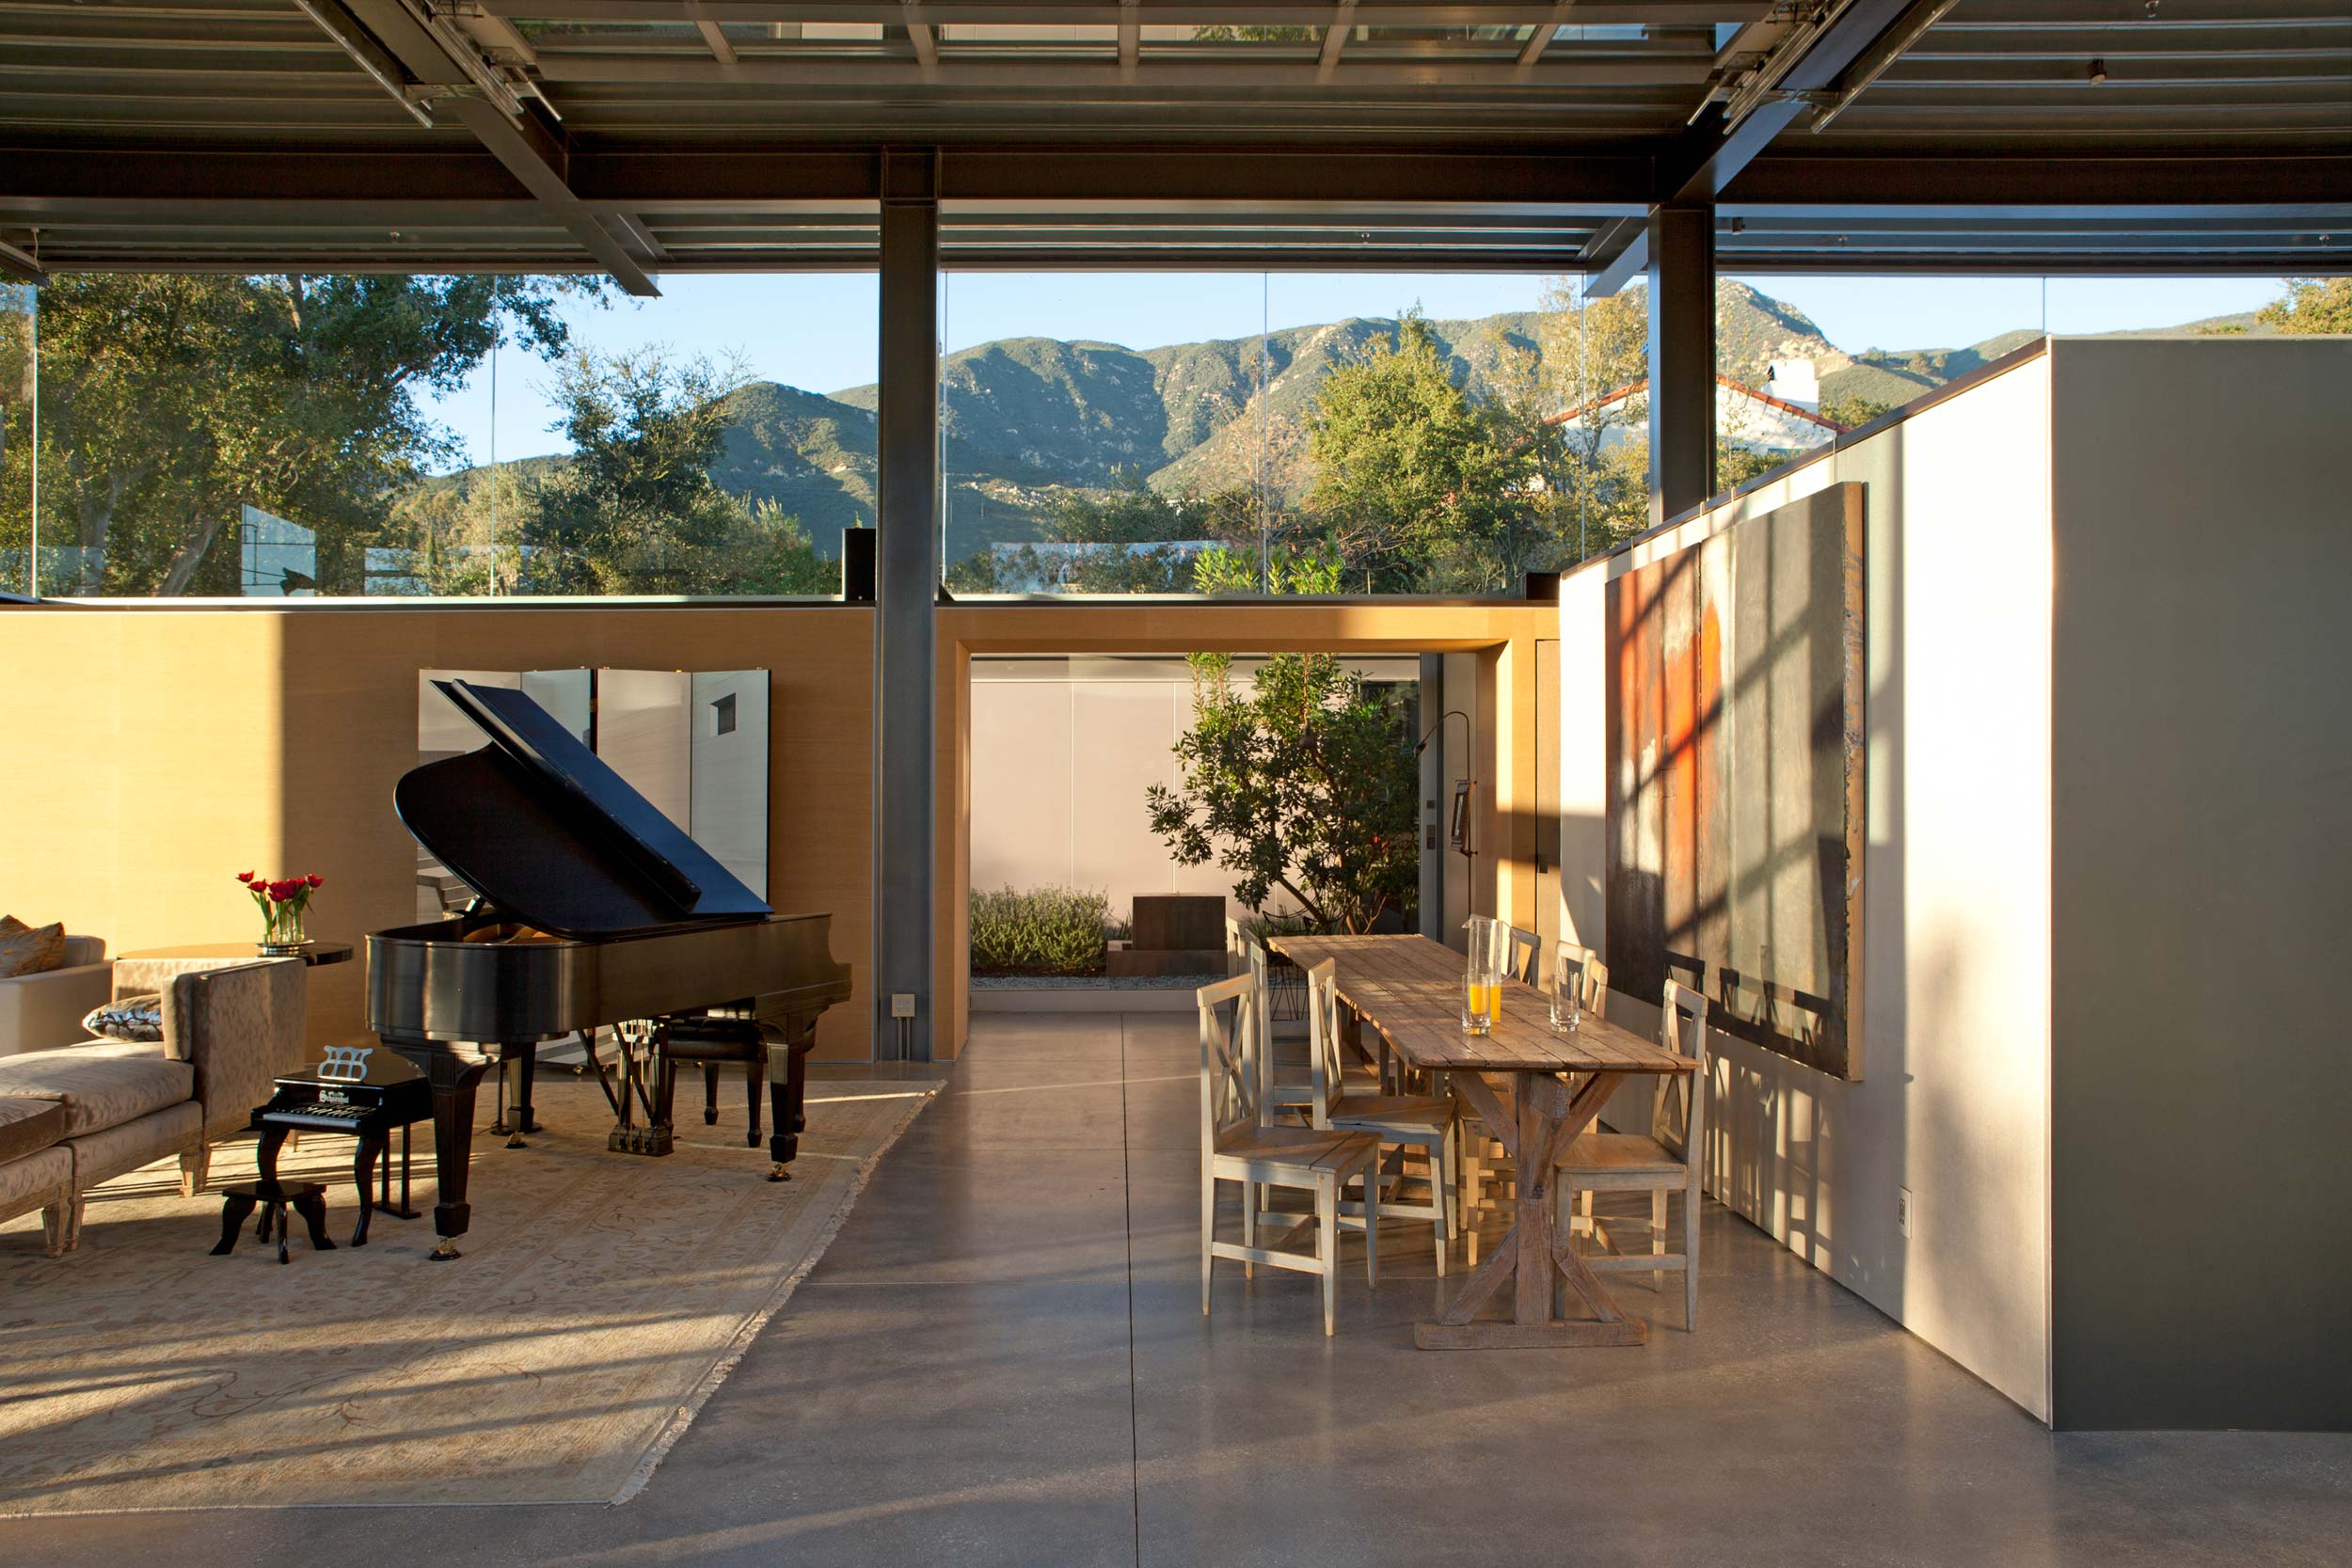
[1462,915,1502,1034]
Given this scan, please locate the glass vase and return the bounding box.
[261,902,308,954]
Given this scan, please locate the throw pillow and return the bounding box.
[82,994,165,1044]
[0,916,69,980]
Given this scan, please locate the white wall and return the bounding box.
[596,668,693,829]
[691,670,770,897]
[1561,355,2058,1420]
[970,655,1418,926]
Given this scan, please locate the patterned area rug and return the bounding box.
[0,1073,934,1514]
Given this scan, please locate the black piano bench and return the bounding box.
[211,1180,334,1265]
[651,1017,770,1155]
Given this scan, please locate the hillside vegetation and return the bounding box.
[422,280,2253,567]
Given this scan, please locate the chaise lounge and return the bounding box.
[0,956,307,1255]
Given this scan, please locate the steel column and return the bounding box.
[1645,203,1715,528]
[874,150,939,1061]
[1418,654,1453,942]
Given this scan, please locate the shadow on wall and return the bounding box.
[1705,420,1911,1325]
[1584,419,1931,1338]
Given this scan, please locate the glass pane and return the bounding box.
[0,282,29,594]
[23,270,877,598]
[1708,271,2296,492]
[1262,271,1576,592]
[941,269,1615,595]
[938,272,1275,595]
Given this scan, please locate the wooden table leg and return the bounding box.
[1415,1069,1647,1349]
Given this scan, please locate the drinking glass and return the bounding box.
[1549,943,1581,1034]
[1462,915,1502,1035]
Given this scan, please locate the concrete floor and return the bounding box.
[6,1011,2347,1566]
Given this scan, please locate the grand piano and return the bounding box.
[366,677,852,1259]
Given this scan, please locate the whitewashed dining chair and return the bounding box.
[1306,959,1458,1277]
[1461,941,1609,1265]
[1198,972,1381,1337]
[1505,925,1543,984]
[1551,976,1708,1330]
[1241,935,1317,1121]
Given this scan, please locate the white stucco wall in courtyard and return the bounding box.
[969,655,1419,926]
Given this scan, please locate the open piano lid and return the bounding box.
[393,678,771,940]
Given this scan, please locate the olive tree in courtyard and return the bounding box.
[1145,548,1419,935]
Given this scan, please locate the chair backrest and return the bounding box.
[1653,977,1708,1159]
[1197,973,1262,1159]
[1554,941,1610,1018]
[1505,926,1541,984]
[1224,915,1247,978]
[1303,959,1346,1130]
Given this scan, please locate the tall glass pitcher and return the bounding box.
[1462,914,1503,1035]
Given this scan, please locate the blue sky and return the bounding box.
[423,270,2288,471]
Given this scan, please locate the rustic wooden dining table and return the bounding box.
[1267,933,1693,1349]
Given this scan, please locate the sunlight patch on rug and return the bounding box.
[0,1075,934,1514]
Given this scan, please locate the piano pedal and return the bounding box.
[605,1124,674,1157]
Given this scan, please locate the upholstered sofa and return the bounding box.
[0,934,113,1058]
[0,956,307,1255]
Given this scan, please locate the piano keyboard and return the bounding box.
[267,1103,374,1127]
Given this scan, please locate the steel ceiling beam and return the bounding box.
[1320,2,1357,81]
[901,6,940,74]
[305,0,660,294]
[288,0,433,127]
[1586,0,1953,294]
[8,139,2348,215]
[1518,2,1575,69]
[524,53,1713,86]
[685,2,741,70]
[472,0,1752,22]
[1804,0,1957,131]
[0,231,45,284]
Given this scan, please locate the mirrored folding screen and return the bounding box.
[416,669,769,923]
[1604,484,1866,1081]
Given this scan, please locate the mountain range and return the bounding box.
[445,281,2265,564]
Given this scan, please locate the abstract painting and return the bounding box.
[1603,483,1867,1080]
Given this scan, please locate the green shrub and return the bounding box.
[970,885,1111,976]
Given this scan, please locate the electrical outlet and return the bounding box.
[889,993,916,1020]
[1897,1186,1915,1239]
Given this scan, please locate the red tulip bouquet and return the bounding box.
[237,870,325,951]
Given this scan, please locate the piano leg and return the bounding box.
[351,1132,381,1247]
[212,1191,257,1257]
[704,1063,721,1126]
[294,1189,337,1254]
[745,1058,763,1149]
[765,1014,818,1181]
[387,1040,492,1260]
[492,1042,539,1147]
[255,1124,290,1186]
